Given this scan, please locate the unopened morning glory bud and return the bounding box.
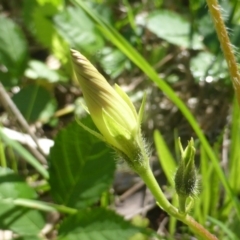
[71,49,149,172]
[174,138,198,213]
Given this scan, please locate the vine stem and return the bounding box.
[138,166,218,240]
[206,0,240,106]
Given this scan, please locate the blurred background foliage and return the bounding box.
[0,0,240,239]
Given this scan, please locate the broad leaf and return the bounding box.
[12,85,56,123]
[0,168,45,236]
[190,52,228,82]
[53,6,104,54]
[23,0,61,47]
[58,208,151,240]
[23,0,68,63]
[0,15,28,86]
[98,47,129,78]
[49,119,115,209]
[25,60,67,83]
[145,10,203,50]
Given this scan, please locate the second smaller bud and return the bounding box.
[174,138,198,213]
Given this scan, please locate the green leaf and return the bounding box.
[25,60,67,83]
[23,0,69,63]
[229,98,240,192]
[12,85,56,123]
[0,71,19,87]
[0,167,45,236]
[23,0,61,46]
[58,208,150,240]
[53,6,104,54]
[190,52,228,82]
[208,216,239,240]
[146,10,203,50]
[0,15,28,86]
[98,47,129,78]
[196,145,219,223]
[49,119,115,209]
[154,130,176,186]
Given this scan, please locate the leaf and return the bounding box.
[196,145,220,223]
[145,10,203,49]
[58,208,151,240]
[0,15,28,86]
[190,52,228,82]
[12,85,56,123]
[229,98,240,192]
[98,47,129,78]
[53,6,104,54]
[23,0,69,63]
[208,216,239,240]
[0,167,45,236]
[23,0,60,46]
[0,71,19,88]
[154,130,176,186]
[49,119,115,209]
[25,60,67,83]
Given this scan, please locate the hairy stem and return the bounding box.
[206,0,240,106]
[138,166,218,240]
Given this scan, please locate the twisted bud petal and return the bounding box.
[71,49,148,168]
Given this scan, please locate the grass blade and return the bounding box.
[0,129,49,179]
[154,130,176,186]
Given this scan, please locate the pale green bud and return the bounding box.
[71,49,148,171]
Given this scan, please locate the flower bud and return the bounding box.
[174,138,198,213]
[70,49,149,171]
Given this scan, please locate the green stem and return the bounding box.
[138,166,218,240]
[178,195,187,213]
[139,166,172,211]
[0,139,7,168]
[2,198,78,215]
[206,0,240,106]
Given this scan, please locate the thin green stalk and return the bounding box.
[0,139,7,167]
[138,166,218,240]
[8,146,18,173]
[206,0,240,106]
[1,198,77,215]
[178,195,187,213]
